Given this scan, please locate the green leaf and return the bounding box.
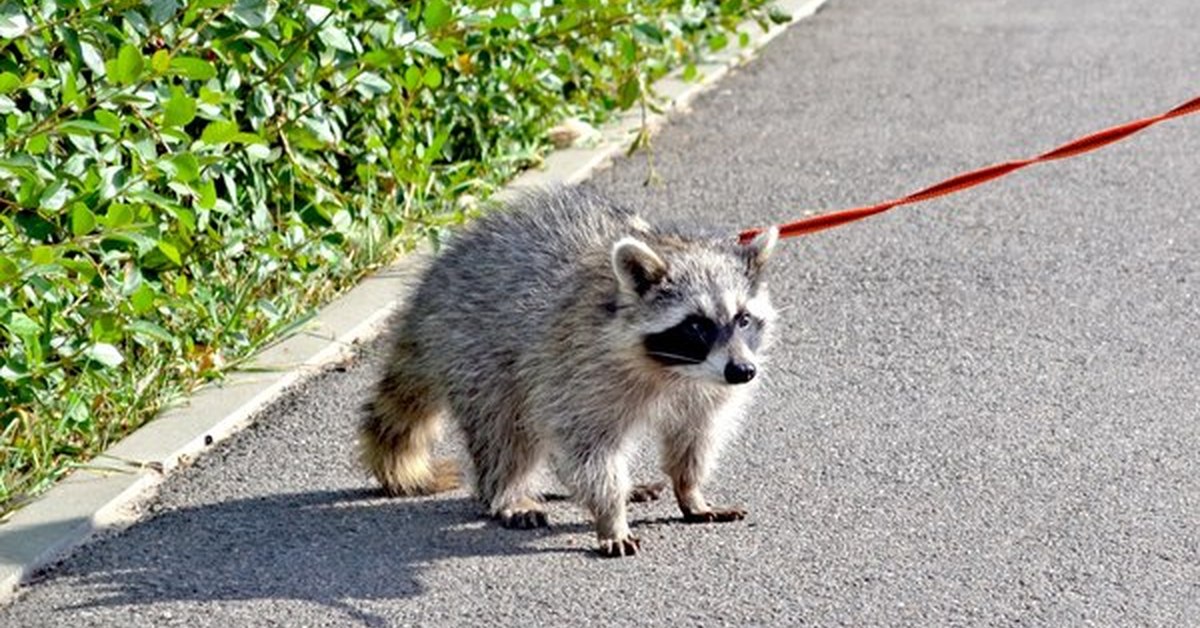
[708,32,729,52]
[127,320,174,344]
[232,0,277,28]
[163,89,196,127]
[0,157,35,181]
[768,6,792,24]
[59,258,97,281]
[409,40,443,58]
[92,316,123,345]
[361,50,394,68]
[404,66,421,91]
[130,282,156,314]
[423,66,442,88]
[0,255,18,282]
[70,203,96,236]
[195,179,216,209]
[617,76,640,109]
[422,0,451,29]
[619,34,637,65]
[38,181,71,211]
[169,153,200,182]
[60,65,79,105]
[106,203,134,228]
[198,86,222,105]
[633,23,665,45]
[151,49,171,74]
[354,72,391,96]
[0,71,19,94]
[30,245,56,265]
[421,127,450,166]
[16,212,55,240]
[169,56,216,80]
[490,13,518,29]
[305,3,331,25]
[319,26,355,53]
[147,0,180,24]
[59,120,114,136]
[94,109,122,134]
[80,41,105,77]
[157,240,182,265]
[0,3,30,39]
[102,232,156,255]
[200,120,239,145]
[0,363,30,383]
[84,343,125,368]
[244,144,271,161]
[113,44,145,86]
[26,134,49,154]
[6,312,40,338]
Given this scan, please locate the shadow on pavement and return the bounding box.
[29,488,588,625]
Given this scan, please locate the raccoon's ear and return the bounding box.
[740,226,779,274]
[612,236,667,295]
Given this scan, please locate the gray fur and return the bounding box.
[359,187,778,557]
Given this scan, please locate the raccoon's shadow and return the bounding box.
[31,488,587,624]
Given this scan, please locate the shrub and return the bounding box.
[0,0,784,510]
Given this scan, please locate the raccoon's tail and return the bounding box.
[359,340,460,496]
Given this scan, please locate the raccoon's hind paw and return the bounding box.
[628,481,668,503]
[682,506,747,524]
[597,535,641,558]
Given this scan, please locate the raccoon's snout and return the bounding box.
[724,361,756,385]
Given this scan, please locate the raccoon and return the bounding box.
[359,187,778,557]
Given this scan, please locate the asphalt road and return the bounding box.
[5,0,1199,625]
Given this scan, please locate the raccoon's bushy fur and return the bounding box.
[360,187,778,557]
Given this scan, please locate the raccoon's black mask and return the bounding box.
[643,315,725,366]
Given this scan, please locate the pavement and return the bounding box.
[3,0,1198,624]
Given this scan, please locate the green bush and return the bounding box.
[0,0,784,510]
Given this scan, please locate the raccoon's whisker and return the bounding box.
[645,351,705,365]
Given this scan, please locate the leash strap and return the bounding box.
[739,94,1200,243]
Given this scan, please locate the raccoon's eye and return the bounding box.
[734,312,751,329]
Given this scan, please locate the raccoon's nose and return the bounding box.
[724,361,757,384]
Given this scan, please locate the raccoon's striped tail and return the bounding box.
[359,352,460,496]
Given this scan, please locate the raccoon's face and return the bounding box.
[611,227,779,386]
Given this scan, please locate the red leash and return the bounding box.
[739,93,1200,243]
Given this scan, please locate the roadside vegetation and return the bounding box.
[0,0,786,513]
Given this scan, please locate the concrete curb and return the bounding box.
[0,0,829,604]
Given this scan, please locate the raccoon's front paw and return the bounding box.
[629,481,667,503]
[682,506,747,524]
[597,535,641,558]
[498,508,549,530]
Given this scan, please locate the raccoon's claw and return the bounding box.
[629,481,667,503]
[499,509,549,530]
[682,507,747,524]
[597,536,641,558]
